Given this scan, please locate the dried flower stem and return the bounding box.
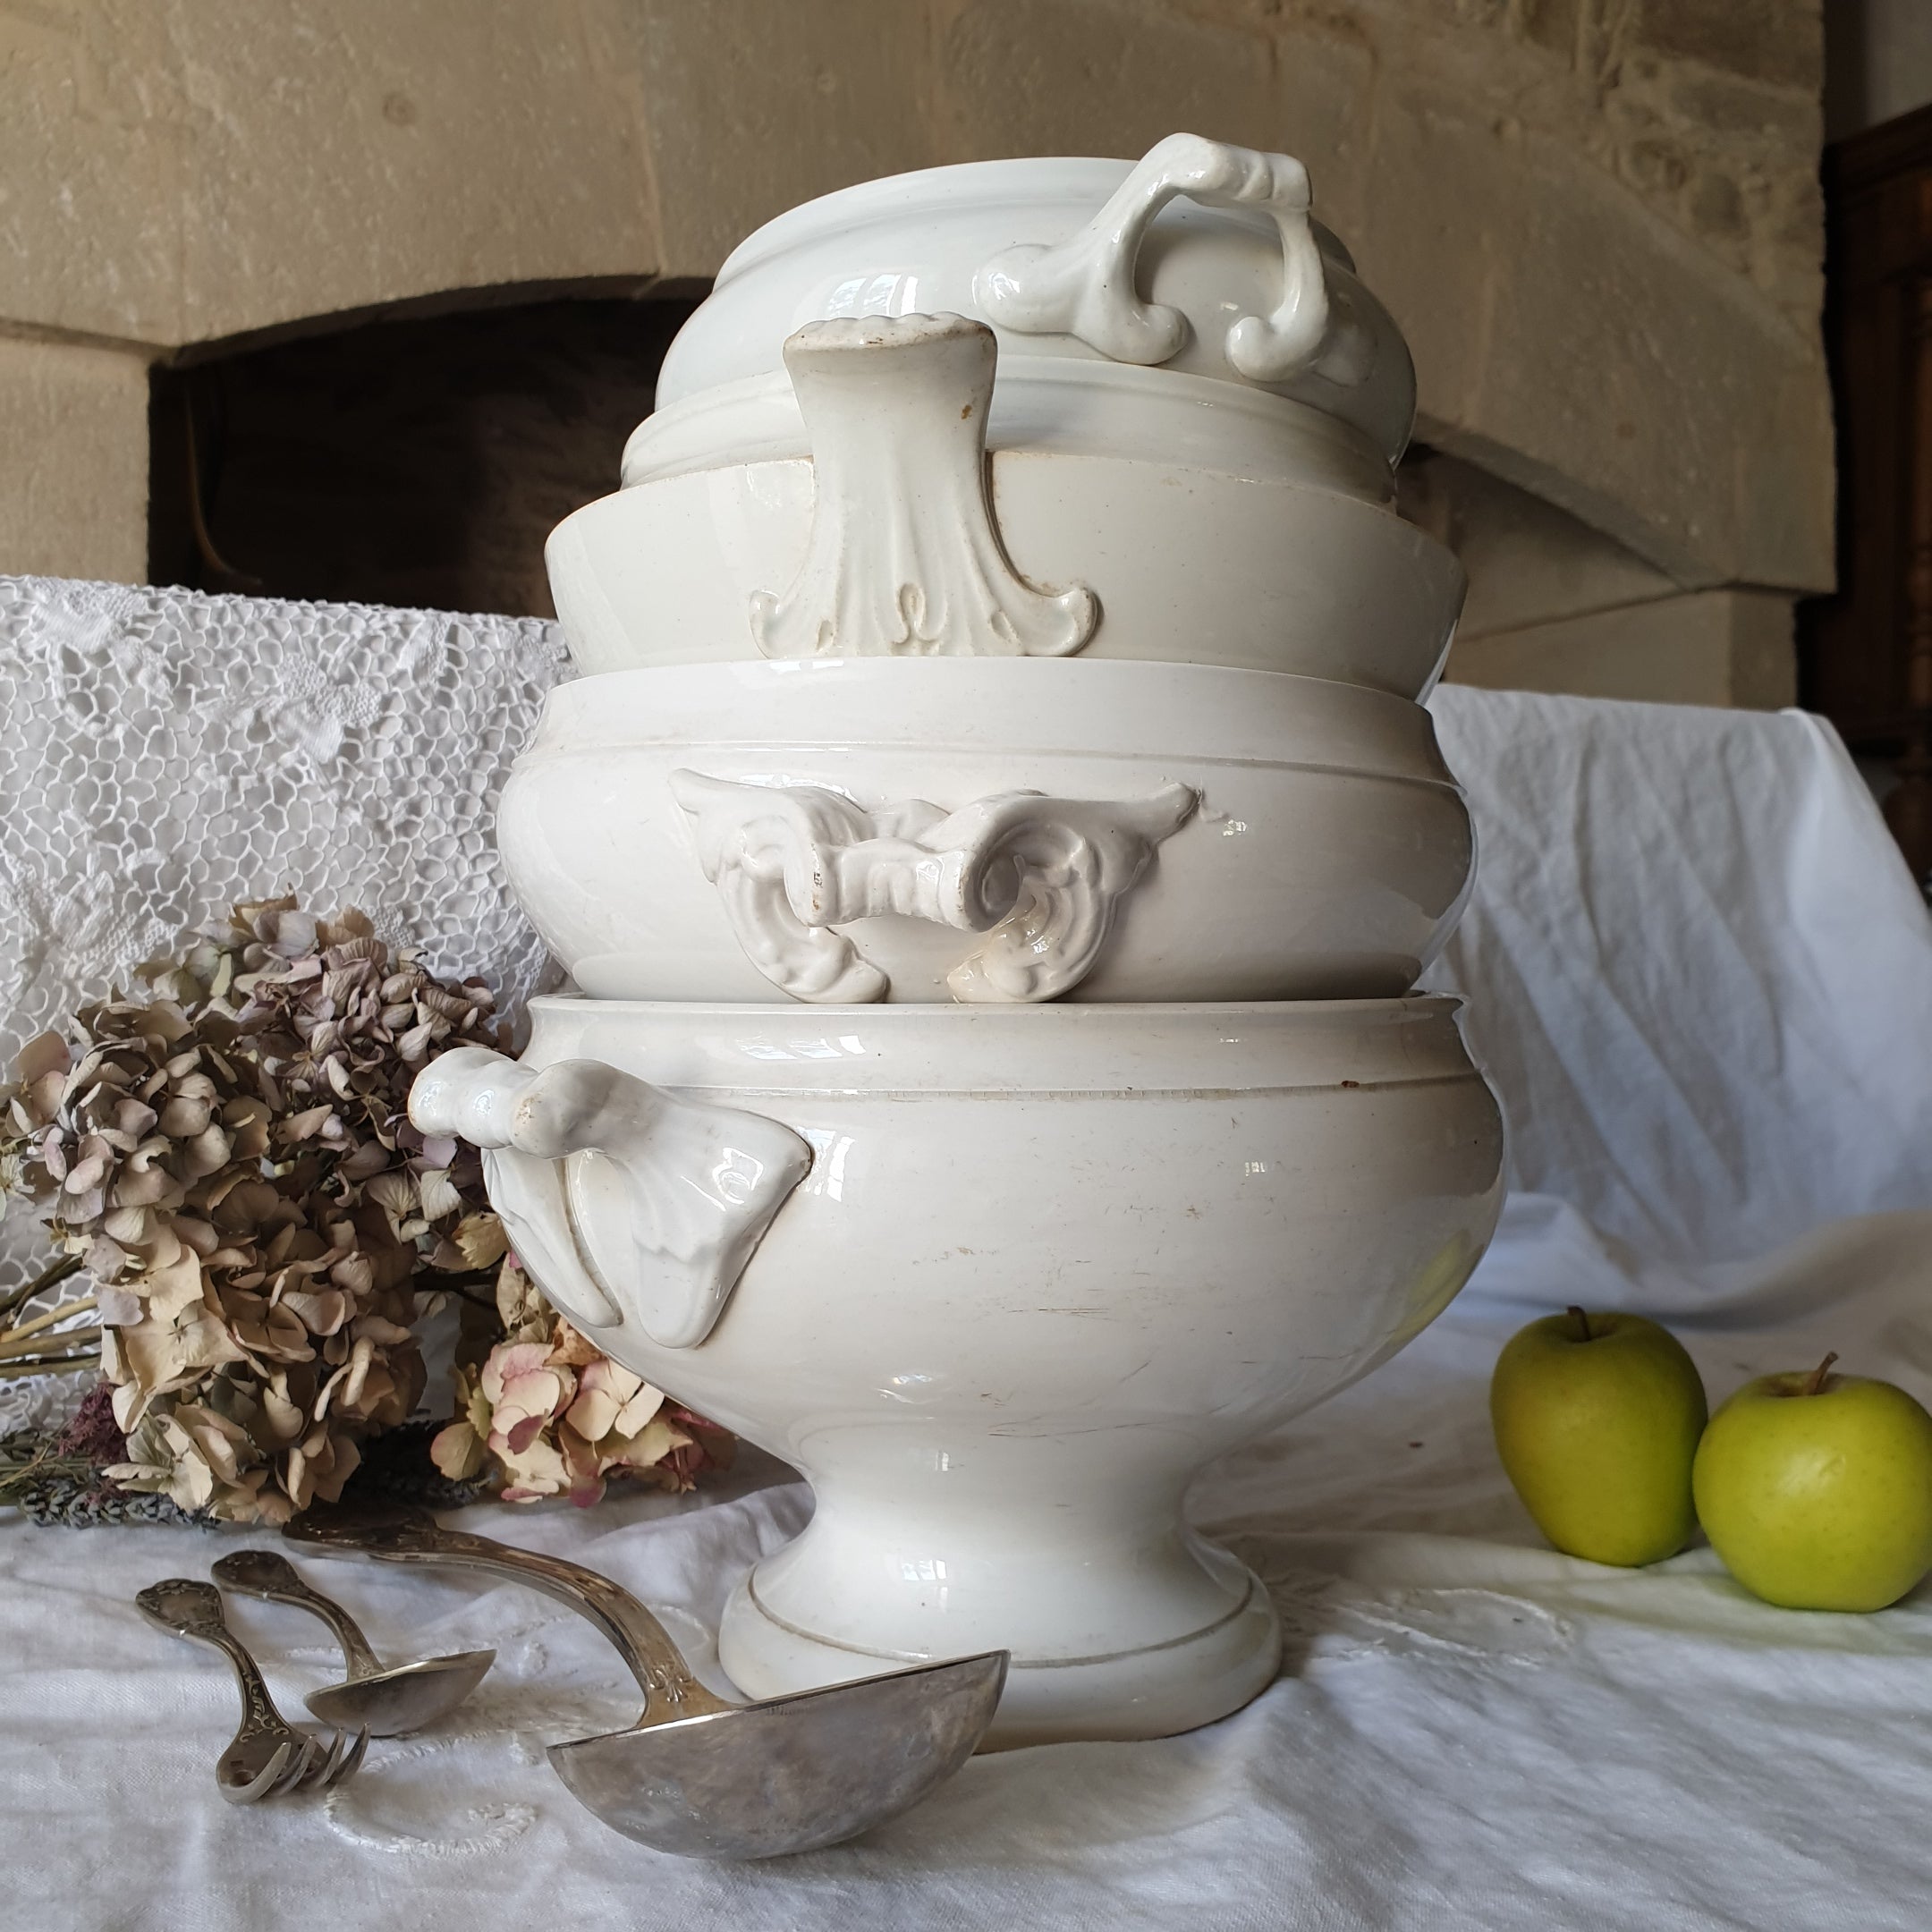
[0,1326,101,1364]
[0,1354,99,1381]
[0,1296,97,1352]
[0,1255,83,1325]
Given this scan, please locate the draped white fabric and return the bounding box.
[1423,684,1932,1268]
[3,579,1931,1929]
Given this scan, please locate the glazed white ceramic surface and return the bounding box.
[411,996,1505,1744]
[496,659,1475,1006]
[623,356,1398,502]
[551,448,1462,691]
[743,315,1103,662]
[648,140,1414,472]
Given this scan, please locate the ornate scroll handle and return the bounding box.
[749,314,1098,659]
[137,1580,287,1742]
[410,1048,811,1351]
[974,131,1367,386]
[287,1502,730,1724]
[669,769,1198,1005]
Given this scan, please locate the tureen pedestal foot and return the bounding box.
[714,1461,1284,1748]
[720,1564,1281,1750]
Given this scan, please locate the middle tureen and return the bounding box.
[500,657,1473,1006]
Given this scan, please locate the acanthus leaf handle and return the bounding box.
[671,772,1198,1004]
[749,313,1099,659]
[410,1047,811,1350]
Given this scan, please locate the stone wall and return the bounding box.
[0,0,1830,701]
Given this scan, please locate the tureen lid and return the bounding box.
[651,136,1416,468]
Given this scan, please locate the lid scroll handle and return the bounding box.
[974,131,1370,386]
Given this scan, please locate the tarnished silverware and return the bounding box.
[287,1500,1007,1859]
[136,1579,369,1802]
[212,1549,494,1737]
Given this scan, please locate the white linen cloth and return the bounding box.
[2,580,1930,1929]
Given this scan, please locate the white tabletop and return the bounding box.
[6,1197,1930,1932]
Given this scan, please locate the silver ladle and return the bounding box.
[285,1499,1008,1859]
[211,1548,495,1736]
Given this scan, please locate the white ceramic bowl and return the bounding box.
[642,140,1414,485]
[411,996,1505,1743]
[498,659,1475,1005]
[623,355,1400,499]
[548,450,1464,696]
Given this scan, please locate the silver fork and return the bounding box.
[136,1579,369,1802]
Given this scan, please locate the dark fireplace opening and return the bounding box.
[148,294,700,620]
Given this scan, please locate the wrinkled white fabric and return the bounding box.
[5,1215,1931,1932]
[1424,686,1932,1266]
[2,583,1931,1928]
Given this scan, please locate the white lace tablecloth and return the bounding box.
[3,582,1931,1928]
[0,575,569,1428]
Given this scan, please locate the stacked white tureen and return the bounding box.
[413,135,1505,1747]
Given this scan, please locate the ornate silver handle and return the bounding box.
[287,1501,730,1725]
[136,1579,290,1742]
[974,131,1368,386]
[211,1549,386,1682]
[410,1049,811,1350]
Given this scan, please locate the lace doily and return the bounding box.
[0,574,573,1428]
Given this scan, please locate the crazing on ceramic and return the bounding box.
[670,770,1197,1004]
[411,998,1506,1746]
[497,658,1475,1006]
[748,315,1098,659]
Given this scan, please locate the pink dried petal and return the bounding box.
[479,1340,552,1408]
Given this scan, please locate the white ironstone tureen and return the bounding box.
[414,132,1503,1748]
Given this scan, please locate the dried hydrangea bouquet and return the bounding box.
[0,898,730,1524]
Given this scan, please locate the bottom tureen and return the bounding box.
[411,997,1504,1746]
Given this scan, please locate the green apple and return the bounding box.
[1490,1307,1707,1565]
[1692,1353,1932,1612]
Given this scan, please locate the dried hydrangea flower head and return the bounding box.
[432,1257,733,1506]
[1,898,508,1521]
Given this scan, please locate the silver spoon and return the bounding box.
[285,1499,1008,1859]
[211,1548,495,1737]
[136,1579,368,1801]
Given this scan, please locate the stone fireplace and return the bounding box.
[0,0,1830,705]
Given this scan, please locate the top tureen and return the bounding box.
[624,134,1416,494]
